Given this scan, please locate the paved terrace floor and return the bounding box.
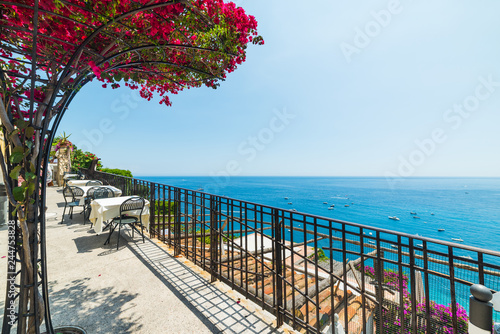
[0,186,298,334]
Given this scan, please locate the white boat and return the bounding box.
[288,202,293,205]
[459,255,473,260]
[413,216,421,219]
[329,204,335,207]
[328,207,334,210]
[452,238,464,242]
[410,212,417,215]
[416,244,423,248]
[323,202,328,204]
[438,228,445,232]
[284,197,289,200]
[391,245,398,249]
[368,241,376,244]
[431,213,435,215]
[388,216,400,221]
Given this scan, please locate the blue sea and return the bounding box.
[138,176,500,253]
[138,176,500,312]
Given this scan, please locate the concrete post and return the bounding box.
[469,284,493,334]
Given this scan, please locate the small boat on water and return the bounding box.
[330,204,335,208]
[344,204,349,207]
[416,244,424,248]
[388,216,400,221]
[288,202,293,205]
[413,216,421,219]
[410,212,417,215]
[438,228,445,232]
[431,213,435,215]
[452,238,464,242]
[284,197,289,200]
[391,245,398,249]
[459,255,473,260]
[368,241,376,244]
[323,202,328,204]
[291,209,297,212]
[328,207,334,210]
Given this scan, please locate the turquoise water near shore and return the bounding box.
[138,176,500,253]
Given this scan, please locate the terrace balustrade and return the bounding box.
[81,168,500,334]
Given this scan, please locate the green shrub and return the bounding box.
[101,168,133,177]
[154,200,177,215]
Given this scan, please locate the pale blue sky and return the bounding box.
[58,0,500,177]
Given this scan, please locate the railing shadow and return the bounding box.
[126,237,283,334]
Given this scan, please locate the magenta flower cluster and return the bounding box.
[358,265,468,333]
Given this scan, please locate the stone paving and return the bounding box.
[0,186,297,334]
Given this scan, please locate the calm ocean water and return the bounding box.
[138,176,500,253]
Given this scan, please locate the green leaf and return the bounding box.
[13,187,25,202]
[15,119,29,130]
[25,126,34,139]
[27,182,35,196]
[9,152,24,164]
[25,172,36,181]
[9,166,22,180]
[12,146,24,154]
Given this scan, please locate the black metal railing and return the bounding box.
[81,169,500,334]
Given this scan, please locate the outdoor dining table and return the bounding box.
[89,196,150,234]
[75,185,122,199]
[67,179,90,186]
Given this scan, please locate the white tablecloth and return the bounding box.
[75,185,122,199]
[63,173,79,180]
[67,180,90,186]
[89,196,150,234]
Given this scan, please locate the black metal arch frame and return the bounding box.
[0,1,243,332]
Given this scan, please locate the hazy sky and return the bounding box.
[58,0,500,177]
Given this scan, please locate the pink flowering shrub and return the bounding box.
[358,265,468,333]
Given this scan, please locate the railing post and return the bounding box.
[468,284,493,334]
[273,209,284,327]
[150,182,155,238]
[210,195,219,283]
[174,188,181,257]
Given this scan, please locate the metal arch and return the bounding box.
[41,0,187,129]
[98,44,238,65]
[0,1,243,332]
[106,61,224,81]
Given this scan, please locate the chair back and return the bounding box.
[87,186,101,199]
[63,186,75,202]
[120,197,145,216]
[86,180,102,186]
[71,186,85,199]
[93,187,113,199]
